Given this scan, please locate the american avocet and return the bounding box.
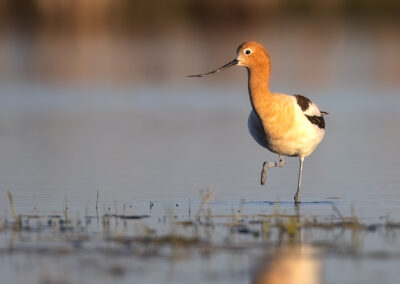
[189,42,327,203]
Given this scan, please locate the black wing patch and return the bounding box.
[294,94,326,129]
[305,115,325,129]
[294,94,311,111]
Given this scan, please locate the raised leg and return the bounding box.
[261,155,285,185]
[294,157,304,204]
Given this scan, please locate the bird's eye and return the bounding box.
[245,49,251,55]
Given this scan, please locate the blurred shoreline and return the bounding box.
[0,1,399,87]
[0,22,399,88]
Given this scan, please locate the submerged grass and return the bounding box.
[7,190,21,228]
[2,190,400,260]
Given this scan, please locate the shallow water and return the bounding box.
[0,81,400,283]
[0,83,399,205]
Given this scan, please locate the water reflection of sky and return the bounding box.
[0,82,399,216]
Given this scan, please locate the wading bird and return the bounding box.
[189,42,327,203]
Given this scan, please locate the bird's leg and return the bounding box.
[261,155,285,185]
[294,157,304,204]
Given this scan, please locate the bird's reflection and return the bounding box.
[253,203,321,284]
[252,245,321,284]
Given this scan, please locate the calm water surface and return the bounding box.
[0,82,399,283]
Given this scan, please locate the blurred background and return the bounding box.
[0,0,399,86]
[0,0,399,211]
[1,2,400,284]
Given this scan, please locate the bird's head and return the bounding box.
[235,42,270,69]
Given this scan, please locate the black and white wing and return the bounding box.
[294,94,327,129]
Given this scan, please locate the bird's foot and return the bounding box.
[261,162,269,185]
[260,157,285,186]
[294,193,300,204]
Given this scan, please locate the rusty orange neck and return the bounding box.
[247,61,272,117]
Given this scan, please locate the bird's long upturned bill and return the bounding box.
[188,59,238,77]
